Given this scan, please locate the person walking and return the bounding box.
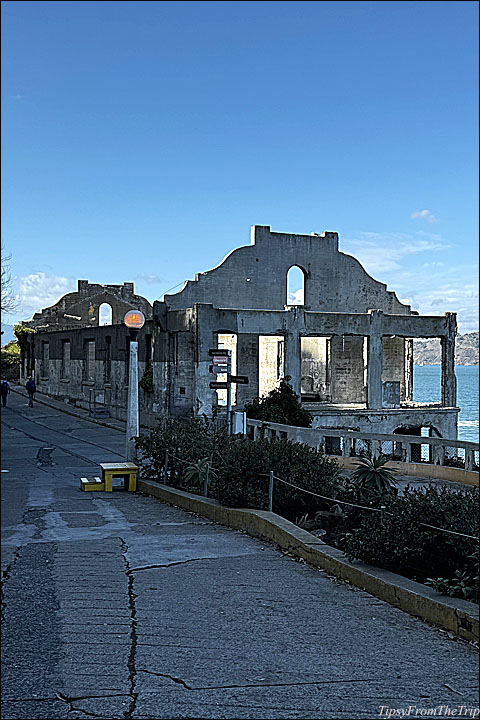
[1,380,10,408]
[26,377,36,408]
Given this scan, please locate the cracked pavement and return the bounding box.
[1,393,479,719]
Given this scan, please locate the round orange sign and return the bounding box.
[124,310,145,329]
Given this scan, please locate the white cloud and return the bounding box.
[288,288,304,305]
[15,273,76,320]
[341,230,477,333]
[411,209,438,223]
[341,231,449,274]
[135,274,164,285]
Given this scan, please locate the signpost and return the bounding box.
[124,310,145,461]
[208,349,249,435]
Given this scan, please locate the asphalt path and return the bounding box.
[1,392,478,720]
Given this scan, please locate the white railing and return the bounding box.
[246,419,479,472]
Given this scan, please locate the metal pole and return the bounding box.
[226,350,232,435]
[268,471,274,512]
[126,330,139,462]
[164,450,169,485]
[203,463,209,497]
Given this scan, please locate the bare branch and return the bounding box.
[1,248,19,314]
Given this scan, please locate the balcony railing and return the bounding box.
[246,419,479,472]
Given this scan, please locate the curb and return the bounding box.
[138,479,479,643]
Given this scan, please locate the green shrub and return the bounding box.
[351,453,398,495]
[139,365,154,393]
[244,376,312,427]
[1,340,20,381]
[136,417,341,518]
[336,484,478,598]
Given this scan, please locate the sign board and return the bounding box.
[210,381,228,390]
[124,310,145,329]
[211,356,229,366]
[208,348,229,357]
[209,365,227,375]
[230,375,249,385]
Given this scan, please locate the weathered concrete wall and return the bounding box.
[25,280,152,331]
[382,337,406,398]
[309,405,458,438]
[330,336,365,403]
[165,226,412,314]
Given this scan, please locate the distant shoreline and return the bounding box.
[414,363,478,367]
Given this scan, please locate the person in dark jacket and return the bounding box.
[1,380,10,408]
[26,377,36,407]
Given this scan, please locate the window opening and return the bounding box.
[99,303,113,326]
[286,266,305,306]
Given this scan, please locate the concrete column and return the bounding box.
[404,339,414,401]
[193,305,216,418]
[285,330,301,397]
[126,337,139,462]
[343,436,352,458]
[441,313,457,407]
[236,334,259,407]
[432,444,445,466]
[367,311,383,409]
[465,449,474,471]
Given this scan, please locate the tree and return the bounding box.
[1,248,19,314]
[1,340,20,381]
[244,376,313,427]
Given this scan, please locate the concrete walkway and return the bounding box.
[1,392,478,719]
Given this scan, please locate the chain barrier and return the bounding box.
[155,450,478,542]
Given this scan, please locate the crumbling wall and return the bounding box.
[165,225,412,315]
[26,280,152,331]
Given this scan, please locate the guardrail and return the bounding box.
[246,419,479,472]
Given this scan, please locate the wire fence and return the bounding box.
[145,448,478,543]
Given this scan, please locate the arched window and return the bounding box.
[286,266,305,306]
[99,303,113,326]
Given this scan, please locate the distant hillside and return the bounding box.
[414,332,479,366]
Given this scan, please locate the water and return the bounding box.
[413,365,479,443]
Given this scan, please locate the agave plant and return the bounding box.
[184,457,217,494]
[352,453,398,495]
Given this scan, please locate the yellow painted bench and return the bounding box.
[100,462,138,492]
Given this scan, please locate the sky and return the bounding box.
[1,0,478,335]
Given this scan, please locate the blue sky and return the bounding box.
[2,0,478,333]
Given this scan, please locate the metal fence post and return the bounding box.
[203,463,209,497]
[164,450,169,485]
[268,471,274,512]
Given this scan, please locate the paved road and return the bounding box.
[1,392,478,720]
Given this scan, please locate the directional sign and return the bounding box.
[211,356,229,366]
[208,348,229,356]
[209,365,227,375]
[210,381,228,390]
[230,375,249,385]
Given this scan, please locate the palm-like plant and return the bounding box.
[184,458,217,494]
[352,453,398,495]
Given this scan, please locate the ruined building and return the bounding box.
[20,225,458,440]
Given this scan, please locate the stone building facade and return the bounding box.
[20,225,459,439]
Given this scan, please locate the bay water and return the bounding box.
[413,365,479,443]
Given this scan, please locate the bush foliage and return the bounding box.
[136,417,340,519]
[244,376,312,427]
[1,340,20,381]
